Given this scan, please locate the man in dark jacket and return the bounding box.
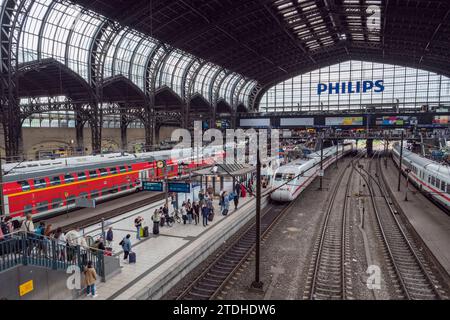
[201,205,210,227]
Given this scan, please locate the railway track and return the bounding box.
[174,201,293,300]
[303,155,358,300]
[57,192,165,231]
[356,154,447,300]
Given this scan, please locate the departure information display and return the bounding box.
[376,116,418,126]
[325,117,363,126]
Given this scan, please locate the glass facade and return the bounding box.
[260,60,450,112]
[0,0,256,129]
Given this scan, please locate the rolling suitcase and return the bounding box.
[139,227,144,238]
[160,216,165,227]
[222,209,228,216]
[208,211,214,222]
[128,251,136,263]
[153,223,159,235]
[143,226,149,237]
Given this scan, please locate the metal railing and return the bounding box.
[0,231,107,281]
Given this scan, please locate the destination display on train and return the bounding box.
[376,116,418,126]
[433,115,450,125]
[325,117,363,126]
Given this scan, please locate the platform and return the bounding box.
[77,192,265,300]
[383,158,450,274]
[41,191,162,231]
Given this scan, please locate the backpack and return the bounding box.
[119,239,124,246]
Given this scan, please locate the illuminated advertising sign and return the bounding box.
[317,80,384,95]
[376,116,417,126]
[325,117,364,126]
[240,118,271,127]
[433,115,450,125]
[216,119,231,129]
[280,118,314,126]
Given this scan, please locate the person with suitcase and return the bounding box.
[222,191,230,216]
[119,234,132,261]
[134,216,144,240]
[151,209,160,235]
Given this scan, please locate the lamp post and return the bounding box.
[397,131,404,192]
[404,168,411,201]
[251,145,263,290]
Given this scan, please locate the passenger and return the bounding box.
[35,222,46,237]
[84,260,98,298]
[151,209,160,235]
[198,189,205,203]
[186,201,193,224]
[120,234,132,261]
[180,202,187,224]
[54,227,66,261]
[21,214,35,233]
[232,191,239,211]
[222,192,230,215]
[193,201,200,225]
[1,216,13,238]
[159,207,165,227]
[134,216,144,240]
[106,227,113,248]
[201,204,210,227]
[44,224,53,237]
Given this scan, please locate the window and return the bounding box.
[18,181,31,192]
[127,165,132,171]
[51,176,61,186]
[119,166,127,173]
[77,172,87,181]
[67,196,76,205]
[91,189,99,198]
[101,188,108,196]
[79,192,89,199]
[34,178,47,189]
[37,201,49,213]
[89,170,98,178]
[24,205,32,215]
[51,198,63,209]
[441,180,446,192]
[431,176,435,186]
[109,167,118,175]
[446,184,450,194]
[436,178,440,187]
[99,168,108,176]
[64,174,75,183]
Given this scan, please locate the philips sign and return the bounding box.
[317,80,384,95]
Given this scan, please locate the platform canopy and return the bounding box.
[72,0,450,88]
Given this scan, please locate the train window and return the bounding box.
[51,198,63,209]
[99,168,108,176]
[431,176,435,186]
[64,174,75,183]
[447,185,450,194]
[119,166,127,173]
[34,178,46,189]
[24,205,32,214]
[91,189,99,198]
[275,173,283,181]
[110,186,118,194]
[77,172,87,181]
[428,176,431,183]
[441,181,446,191]
[109,167,118,175]
[37,201,49,213]
[67,196,76,205]
[436,178,440,187]
[127,165,132,171]
[50,176,61,186]
[18,181,31,192]
[89,170,98,178]
[79,192,88,199]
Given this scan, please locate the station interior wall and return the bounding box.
[0,126,178,160]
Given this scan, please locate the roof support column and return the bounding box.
[120,104,128,152]
[74,104,85,155]
[1,0,33,161]
[89,103,102,155]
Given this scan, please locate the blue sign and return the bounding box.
[142,181,163,192]
[317,80,384,95]
[168,182,191,193]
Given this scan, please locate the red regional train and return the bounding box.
[1,146,225,220]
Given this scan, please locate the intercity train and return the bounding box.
[270,143,354,202]
[1,145,227,220]
[392,143,450,209]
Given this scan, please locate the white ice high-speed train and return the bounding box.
[392,143,450,209]
[270,143,354,202]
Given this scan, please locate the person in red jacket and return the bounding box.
[240,184,246,198]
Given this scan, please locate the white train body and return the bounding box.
[392,143,450,209]
[270,143,353,202]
